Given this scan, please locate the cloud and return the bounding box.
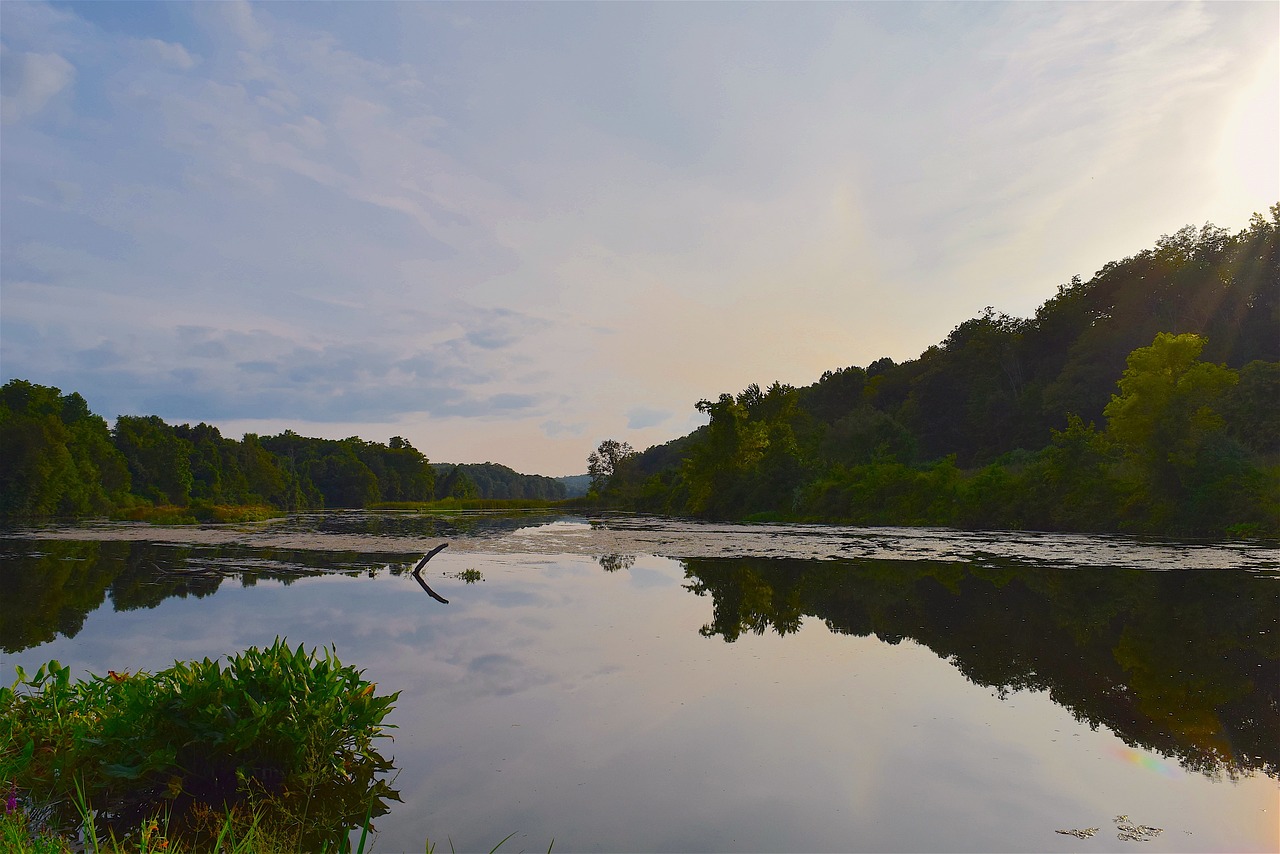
[626,407,670,430]
[464,652,550,697]
[143,38,198,70]
[216,0,272,52]
[542,420,588,439]
[0,48,75,121]
[1,1,1275,475]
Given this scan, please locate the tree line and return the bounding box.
[0,383,438,517]
[590,206,1280,537]
[0,382,574,518]
[430,462,567,501]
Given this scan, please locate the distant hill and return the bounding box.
[430,462,567,501]
[556,474,591,498]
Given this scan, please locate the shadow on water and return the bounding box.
[679,556,1280,781]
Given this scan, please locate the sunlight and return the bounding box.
[1215,42,1280,215]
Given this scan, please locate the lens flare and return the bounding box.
[1110,746,1182,778]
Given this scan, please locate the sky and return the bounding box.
[2,1,1277,477]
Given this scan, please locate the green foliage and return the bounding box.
[0,381,129,517]
[113,416,196,507]
[434,465,481,500]
[676,383,804,518]
[1223,360,1280,455]
[588,439,638,501]
[431,462,567,501]
[1104,333,1236,460]
[0,640,399,850]
[0,384,442,519]
[0,809,73,853]
[606,207,1280,537]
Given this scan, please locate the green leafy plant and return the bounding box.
[1,640,399,850]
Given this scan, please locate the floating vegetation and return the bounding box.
[450,568,485,584]
[1055,826,1100,838]
[1114,815,1164,842]
[1055,815,1166,843]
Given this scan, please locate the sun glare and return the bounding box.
[1215,42,1280,215]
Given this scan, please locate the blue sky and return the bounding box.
[2,1,1276,476]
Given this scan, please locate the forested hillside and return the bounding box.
[0,386,437,518]
[591,207,1280,537]
[430,462,567,501]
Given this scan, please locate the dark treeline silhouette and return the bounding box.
[0,382,438,516]
[591,206,1280,537]
[430,462,567,501]
[680,556,1279,781]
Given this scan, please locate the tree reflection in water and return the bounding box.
[4,539,1275,784]
[681,557,1279,781]
[0,539,398,654]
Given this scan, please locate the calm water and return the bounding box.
[2,513,1277,853]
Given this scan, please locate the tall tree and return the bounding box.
[112,415,195,506]
[588,439,637,499]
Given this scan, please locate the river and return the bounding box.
[2,512,1277,852]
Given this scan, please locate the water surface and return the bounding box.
[2,514,1276,852]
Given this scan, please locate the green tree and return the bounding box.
[588,439,637,498]
[0,380,127,517]
[238,433,293,507]
[682,394,766,516]
[363,436,434,501]
[435,465,480,500]
[112,415,195,506]
[306,442,381,508]
[1223,361,1280,455]
[1104,333,1237,478]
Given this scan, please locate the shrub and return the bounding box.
[1,640,399,849]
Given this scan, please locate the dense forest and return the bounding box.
[590,207,1280,537]
[0,384,439,518]
[430,462,567,501]
[0,380,580,519]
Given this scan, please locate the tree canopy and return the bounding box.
[590,206,1280,537]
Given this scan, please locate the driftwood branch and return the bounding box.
[411,543,450,603]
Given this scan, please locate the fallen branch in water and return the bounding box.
[411,543,450,603]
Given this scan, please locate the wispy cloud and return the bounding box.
[2,1,1275,474]
[0,48,75,121]
[627,407,671,431]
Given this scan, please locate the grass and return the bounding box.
[3,809,550,854]
[110,504,283,525]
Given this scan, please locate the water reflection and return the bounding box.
[596,554,636,573]
[682,557,1279,780]
[0,539,410,653]
[3,535,1276,792]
